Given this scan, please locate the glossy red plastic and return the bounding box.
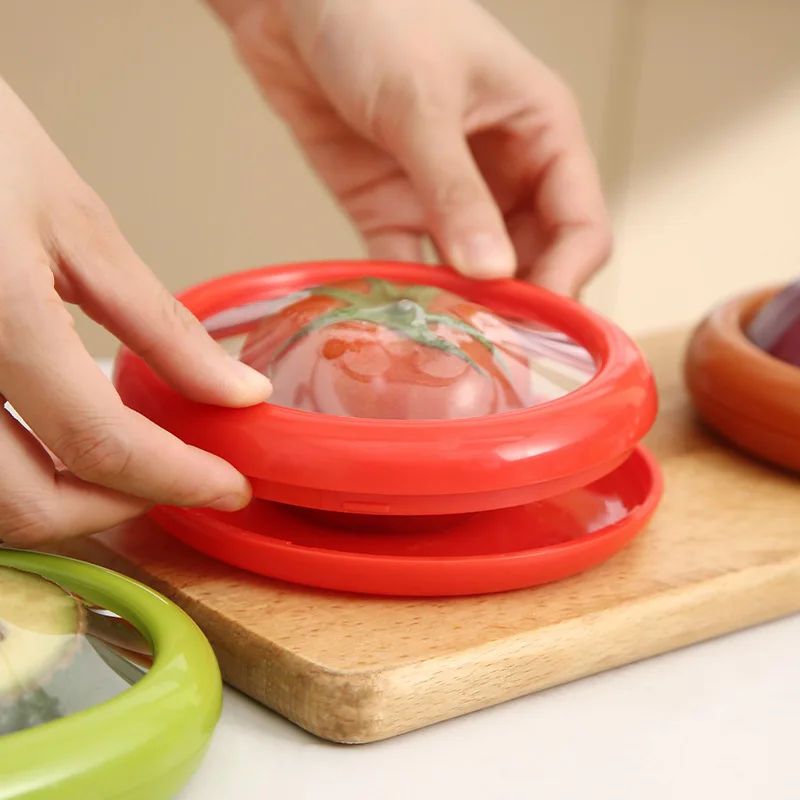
[114,261,658,517]
[150,445,661,597]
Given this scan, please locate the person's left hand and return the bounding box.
[207,0,611,296]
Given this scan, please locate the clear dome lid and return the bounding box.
[0,566,150,737]
[204,277,597,420]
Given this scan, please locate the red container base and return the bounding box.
[151,446,662,597]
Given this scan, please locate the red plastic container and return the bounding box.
[114,261,662,596]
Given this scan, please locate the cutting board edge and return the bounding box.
[89,541,800,745]
[305,554,800,742]
[45,507,800,744]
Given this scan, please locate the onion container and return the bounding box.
[685,282,800,472]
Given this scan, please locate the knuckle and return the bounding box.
[166,295,201,336]
[0,496,57,547]
[0,248,53,297]
[372,73,449,145]
[596,226,614,263]
[0,267,61,356]
[58,190,124,265]
[56,421,133,483]
[69,189,116,231]
[137,296,201,362]
[388,73,442,116]
[583,206,614,267]
[549,82,584,132]
[432,178,486,216]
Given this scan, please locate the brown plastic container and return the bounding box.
[685,286,800,472]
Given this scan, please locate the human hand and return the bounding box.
[0,78,272,546]
[210,0,611,295]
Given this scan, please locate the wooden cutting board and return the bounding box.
[53,329,800,744]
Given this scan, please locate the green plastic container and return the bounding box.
[0,548,221,800]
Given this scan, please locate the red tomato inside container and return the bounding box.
[238,277,592,420]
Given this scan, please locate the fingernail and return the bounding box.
[209,492,250,512]
[228,356,272,397]
[450,233,516,279]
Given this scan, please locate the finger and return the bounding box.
[532,227,611,296]
[0,273,252,510]
[529,150,612,295]
[365,230,425,263]
[506,207,547,281]
[389,118,517,279]
[0,407,148,547]
[520,92,612,295]
[507,201,601,301]
[53,197,272,407]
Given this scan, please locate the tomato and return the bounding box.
[239,278,534,419]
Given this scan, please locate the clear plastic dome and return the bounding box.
[0,566,150,736]
[204,277,597,420]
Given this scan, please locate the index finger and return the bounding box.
[0,272,252,511]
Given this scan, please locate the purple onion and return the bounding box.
[746,278,800,367]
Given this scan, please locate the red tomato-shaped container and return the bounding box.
[114,261,663,596]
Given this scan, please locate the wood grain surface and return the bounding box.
[53,329,800,743]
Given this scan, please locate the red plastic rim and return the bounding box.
[114,261,658,515]
[149,446,662,597]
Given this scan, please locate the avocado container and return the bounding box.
[0,548,221,800]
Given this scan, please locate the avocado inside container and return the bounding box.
[0,548,221,800]
[113,261,663,596]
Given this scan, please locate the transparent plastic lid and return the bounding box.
[0,566,150,737]
[204,278,597,420]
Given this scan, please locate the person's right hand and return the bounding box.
[211,0,610,296]
[0,77,272,548]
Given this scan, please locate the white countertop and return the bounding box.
[178,615,800,800]
[94,360,800,799]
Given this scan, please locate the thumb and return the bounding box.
[392,119,516,279]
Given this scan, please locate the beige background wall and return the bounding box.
[1,0,798,356]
